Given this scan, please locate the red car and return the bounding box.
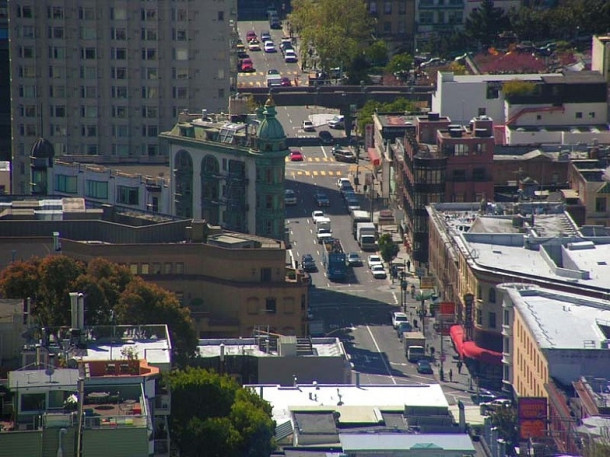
[280,77,292,87]
[240,58,254,72]
[246,31,257,42]
[289,150,304,161]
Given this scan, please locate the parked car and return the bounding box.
[318,130,333,144]
[416,359,433,374]
[371,264,387,279]
[246,31,257,42]
[260,30,271,42]
[332,147,357,163]
[337,177,351,189]
[392,311,409,328]
[302,120,315,132]
[346,252,363,267]
[314,191,330,207]
[345,196,360,212]
[264,41,276,53]
[396,321,413,338]
[368,255,383,269]
[289,150,303,161]
[280,77,292,87]
[284,189,297,206]
[301,254,317,272]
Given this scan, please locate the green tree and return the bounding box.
[385,53,413,75]
[464,0,510,49]
[356,98,417,133]
[167,368,275,457]
[0,255,197,363]
[289,0,372,72]
[490,406,518,448]
[365,40,388,67]
[378,233,399,263]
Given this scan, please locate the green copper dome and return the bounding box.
[256,96,285,141]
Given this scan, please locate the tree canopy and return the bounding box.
[0,255,197,363]
[167,368,275,457]
[378,233,399,263]
[289,0,372,72]
[464,0,510,49]
[356,98,417,134]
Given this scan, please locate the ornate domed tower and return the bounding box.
[253,96,289,240]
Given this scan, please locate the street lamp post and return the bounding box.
[439,321,445,381]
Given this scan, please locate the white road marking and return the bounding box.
[366,325,397,385]
[321,146,328,159]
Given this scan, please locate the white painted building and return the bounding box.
[591,34,610,82]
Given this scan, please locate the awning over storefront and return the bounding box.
[449,325,502,366]
[449,325,465,357]
[367,147,381,167]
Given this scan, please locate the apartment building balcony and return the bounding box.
[501,323,512,337]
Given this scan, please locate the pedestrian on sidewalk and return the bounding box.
[457,360,463,374]
[449,368,453,382]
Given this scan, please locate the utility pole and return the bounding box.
[439,321,445,381]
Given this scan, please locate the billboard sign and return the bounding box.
[518,397,547,440]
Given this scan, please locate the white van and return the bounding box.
[328,115,344,129]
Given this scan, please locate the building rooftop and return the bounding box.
[339,433,475,452]
[247,384,449,426]
[502,284,610,350]
[439,72,555,84]
[9,368,80,390]
[375,114,417,128]
[198,337,346,358]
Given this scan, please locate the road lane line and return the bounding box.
[392,292,398,304]
[321,146,328,159]
[366,325,397,384]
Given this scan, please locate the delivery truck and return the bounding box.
[356,222,377,251]
[403,331,426,361]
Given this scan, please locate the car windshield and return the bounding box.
[268,69,279,75]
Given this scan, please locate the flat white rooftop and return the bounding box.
[198,337,345,358]
[81,338,171,365]
[248,384,448,425]
[439,72,555,84]
[339,433,475,452]
[504,285,610,349]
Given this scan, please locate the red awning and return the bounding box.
[367,147,381,167]
[463,341,503,366]
[449,325,465,357]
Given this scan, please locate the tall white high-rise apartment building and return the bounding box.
[8,0,237,194]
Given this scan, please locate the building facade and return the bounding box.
[591,34,610,83]
[568,157,610,227]
[366,0,416,53]
[161,97,288,241]
[7,0,237,194]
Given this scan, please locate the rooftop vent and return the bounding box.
[428,112,440,121]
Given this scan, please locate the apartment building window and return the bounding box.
[55,175,77,193]
[49,46,65,59]
[110,7,127,20]
[596,197,606,213]
[49,85,65,98]
[111,27,127,40]
[80,66,97,79]
[142,48,157,60]
[164,263,172,274]
[22,26,35,38]
[142,106,158,118]
[261,268,272,282]
[49,66,65,78]
[81,27,97,40]
[81,86,97,98]
[19,85,36,98]
[265,298,277,314]
[453,143,468,156]
[174,48,188,61]
[472,167,485,181]
[575,112,583,119]
[50,105,66,117]
[81,48,97,59]
[174,29,187,41]
[175,262,184,274]
[142,67,156,80]
[48,6,64,19]
[589,112,596,119]
[50,124,67,136]
[111,67,127,79]
[79,7,95,20]
[141,28,157,40]
[452,169,466,181]
[48,27,64,39]
[113,125,129,138]
[17,6,33,18]
[142,87,158,98]
[112,86,128,99]
[419,11,434,24]
[489,312,496,329]
[173,87,187,99]
[369,1,377,13]
[112,144,130,156]
[173,8,187,21]
[111,47,127,60]
[19,66,36,78]
[21,105,36,117]
[19,46,35,58]
[86,180,108,199]
[142,125,158,137]
[147,144,159,156]
[21,124,37,136]
[112,106,127,118]
[142,9,157,21]
[384,2,392,14]
[475,308,482,325]
[218,88,225,99]
[399,2,406,14]
[448,11,462,24]
[81,125,97,137]
[117,186,139,205]
[81,105,98,118]
[488,287,496,303]
[171,67,187,80]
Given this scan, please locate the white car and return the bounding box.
[316,228,333,244]
[302,120,315,132]
[392,311,409,329]
[337,177,351,189]
[248,41,261,51]
[264,41,276,53]
[367,254,383,269]
[371,264,387,279]
[284,49,298,63]
[311,210,325,224]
